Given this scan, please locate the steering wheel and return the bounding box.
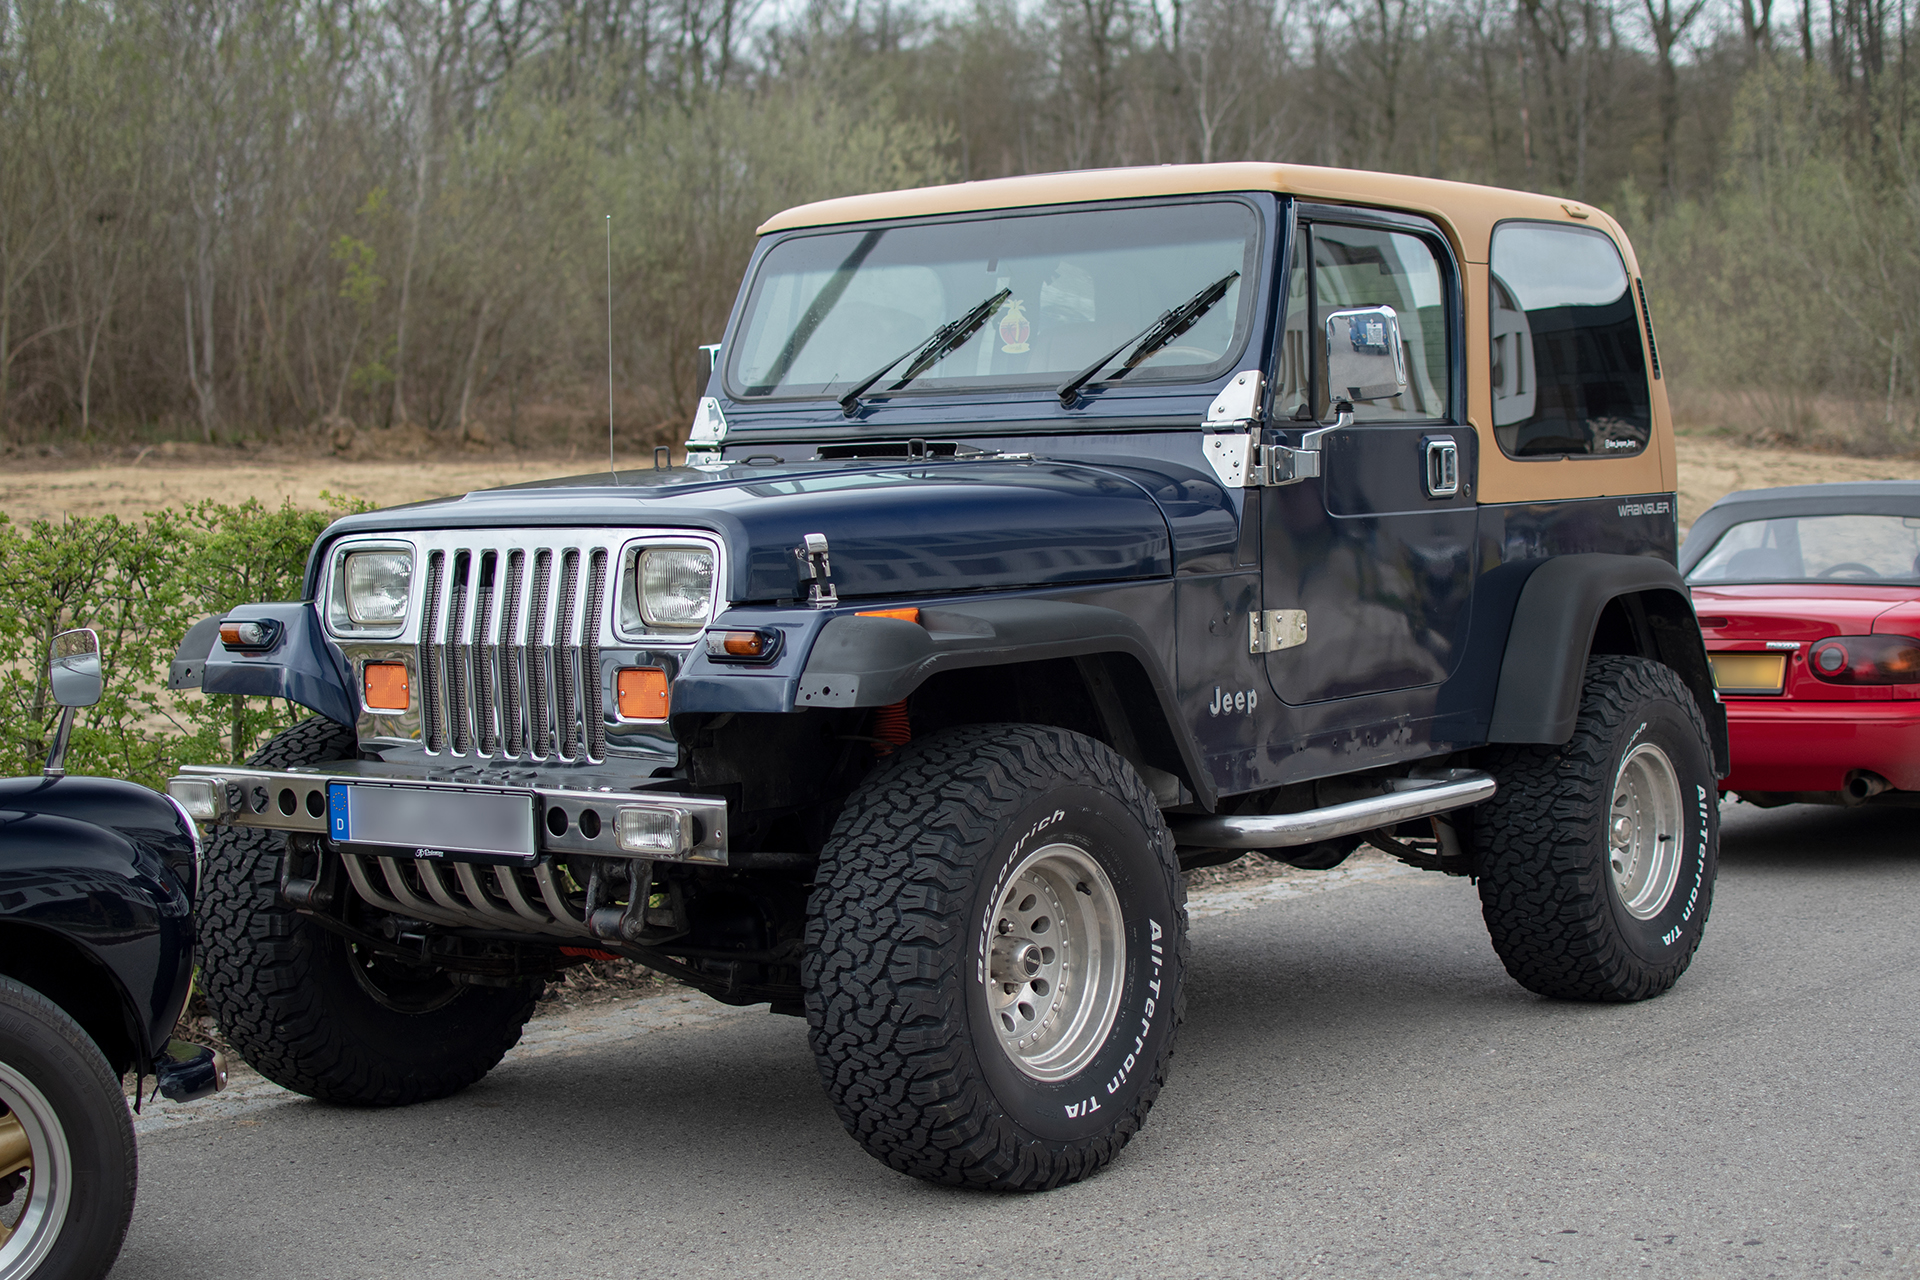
[1817,562,1882,579]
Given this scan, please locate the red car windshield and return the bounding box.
[1687,514,1920,584]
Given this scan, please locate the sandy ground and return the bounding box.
[5,434,1918,526]
[1671,434,1920,523]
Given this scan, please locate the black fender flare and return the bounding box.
[794,598,1214,807]
[1487,553,1728,775]
[175,603,358,728]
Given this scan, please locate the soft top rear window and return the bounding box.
[1687,514,1920,584]
[727,200,1260,403]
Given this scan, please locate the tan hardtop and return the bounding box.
[756,162,1632,269]
[756,161,1670,507]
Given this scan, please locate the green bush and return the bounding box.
[0,496,369,792]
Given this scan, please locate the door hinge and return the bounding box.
[1203,436,1325,489]
[1250,609,1308,654]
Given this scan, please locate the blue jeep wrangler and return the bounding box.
[170,163,1725,1191]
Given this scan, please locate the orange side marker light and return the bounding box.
[617,667,670,721]
[363,661,410,711]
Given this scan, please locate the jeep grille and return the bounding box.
[418,542,610,762]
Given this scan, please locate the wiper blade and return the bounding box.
[1057,269,1240,407]
[838,287,1012,417]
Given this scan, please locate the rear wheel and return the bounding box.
[1473,656,1719,1001]
[196,717,542,1105]
[805,724,1187,1191]
[0,976,135,1280]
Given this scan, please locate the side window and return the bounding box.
[1489,223,1650,458]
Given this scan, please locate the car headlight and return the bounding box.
[342,551,412,626]
[637,548,715,628]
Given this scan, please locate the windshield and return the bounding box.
[1688,514,1920,583]
[727,200,1260,402]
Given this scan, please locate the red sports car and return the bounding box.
[1680,480,1920,807]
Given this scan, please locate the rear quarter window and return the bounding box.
[1489,223,1651,459]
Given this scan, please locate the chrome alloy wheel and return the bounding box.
[986,842,1126,1081]
[1609,742,1684,920]
[0,1062,71,1280]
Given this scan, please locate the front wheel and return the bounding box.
[805,724,1187,1191]
[1473,655,1719,1001]
[196,717,542,1105]
[0,976,136,1280]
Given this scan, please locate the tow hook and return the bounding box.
[585,858,656,943]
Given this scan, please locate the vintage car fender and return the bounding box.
[1487,552,1729,774]
[0,776,199,1075]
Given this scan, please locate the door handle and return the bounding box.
[1422,435,1460,498]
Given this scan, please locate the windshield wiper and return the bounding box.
[1056,270,1240,407]
[838,287,1013,417]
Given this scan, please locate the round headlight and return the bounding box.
[638,548,715,628]
[343,551,412,625]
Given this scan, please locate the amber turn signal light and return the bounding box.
[856,607,921,624]
[219,619,282,651]
[363,661,410,711]
[703,628,782,662]
[617,667,670,720]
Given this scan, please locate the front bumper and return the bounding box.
[1721,700,1920,793]
[166,763,729,865]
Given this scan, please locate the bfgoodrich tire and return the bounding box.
[0,976,136,1280]
[1474,655,1719,1001]
[805,724,1187,1192]
[196,717,541,1106]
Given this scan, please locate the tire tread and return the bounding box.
[803,723,1187,1191]
[1475,655,1716,1002]
[196,717,538,1105]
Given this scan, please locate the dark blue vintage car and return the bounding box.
[168,163,1725,1192]
[0,629,222,1279]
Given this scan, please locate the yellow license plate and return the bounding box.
[1709,652,1786,695]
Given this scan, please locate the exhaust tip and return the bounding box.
[1843,770,1891,805]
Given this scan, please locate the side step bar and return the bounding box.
[1166,769,1495,850]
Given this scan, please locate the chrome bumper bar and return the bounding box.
[1166,769,1496,850]
[167,764,728,865]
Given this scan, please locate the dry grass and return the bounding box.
[1670,385,1920,460]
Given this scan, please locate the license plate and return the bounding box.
[1708,652,1786,695]
[327,783,538,863]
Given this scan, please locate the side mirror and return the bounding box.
[1324,305,1408,404]
[48,628,102,709]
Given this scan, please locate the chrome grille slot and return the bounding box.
[419,551,447,752]
[528,550,553,758]
[501,550,525,755]
[584,549,608,759]
[555,549,580,759]
[446,552,472,754]
[472,552,498,753]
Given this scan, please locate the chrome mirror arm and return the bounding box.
[43,705,75,779]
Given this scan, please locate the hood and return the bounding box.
[320,458,1179,603]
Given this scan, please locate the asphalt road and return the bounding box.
[110,801,1918,1279]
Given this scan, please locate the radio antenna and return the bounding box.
[606,214,617,483]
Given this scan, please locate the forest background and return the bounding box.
[5,0,1920,462]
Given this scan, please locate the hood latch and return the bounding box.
[794,532,838,607]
